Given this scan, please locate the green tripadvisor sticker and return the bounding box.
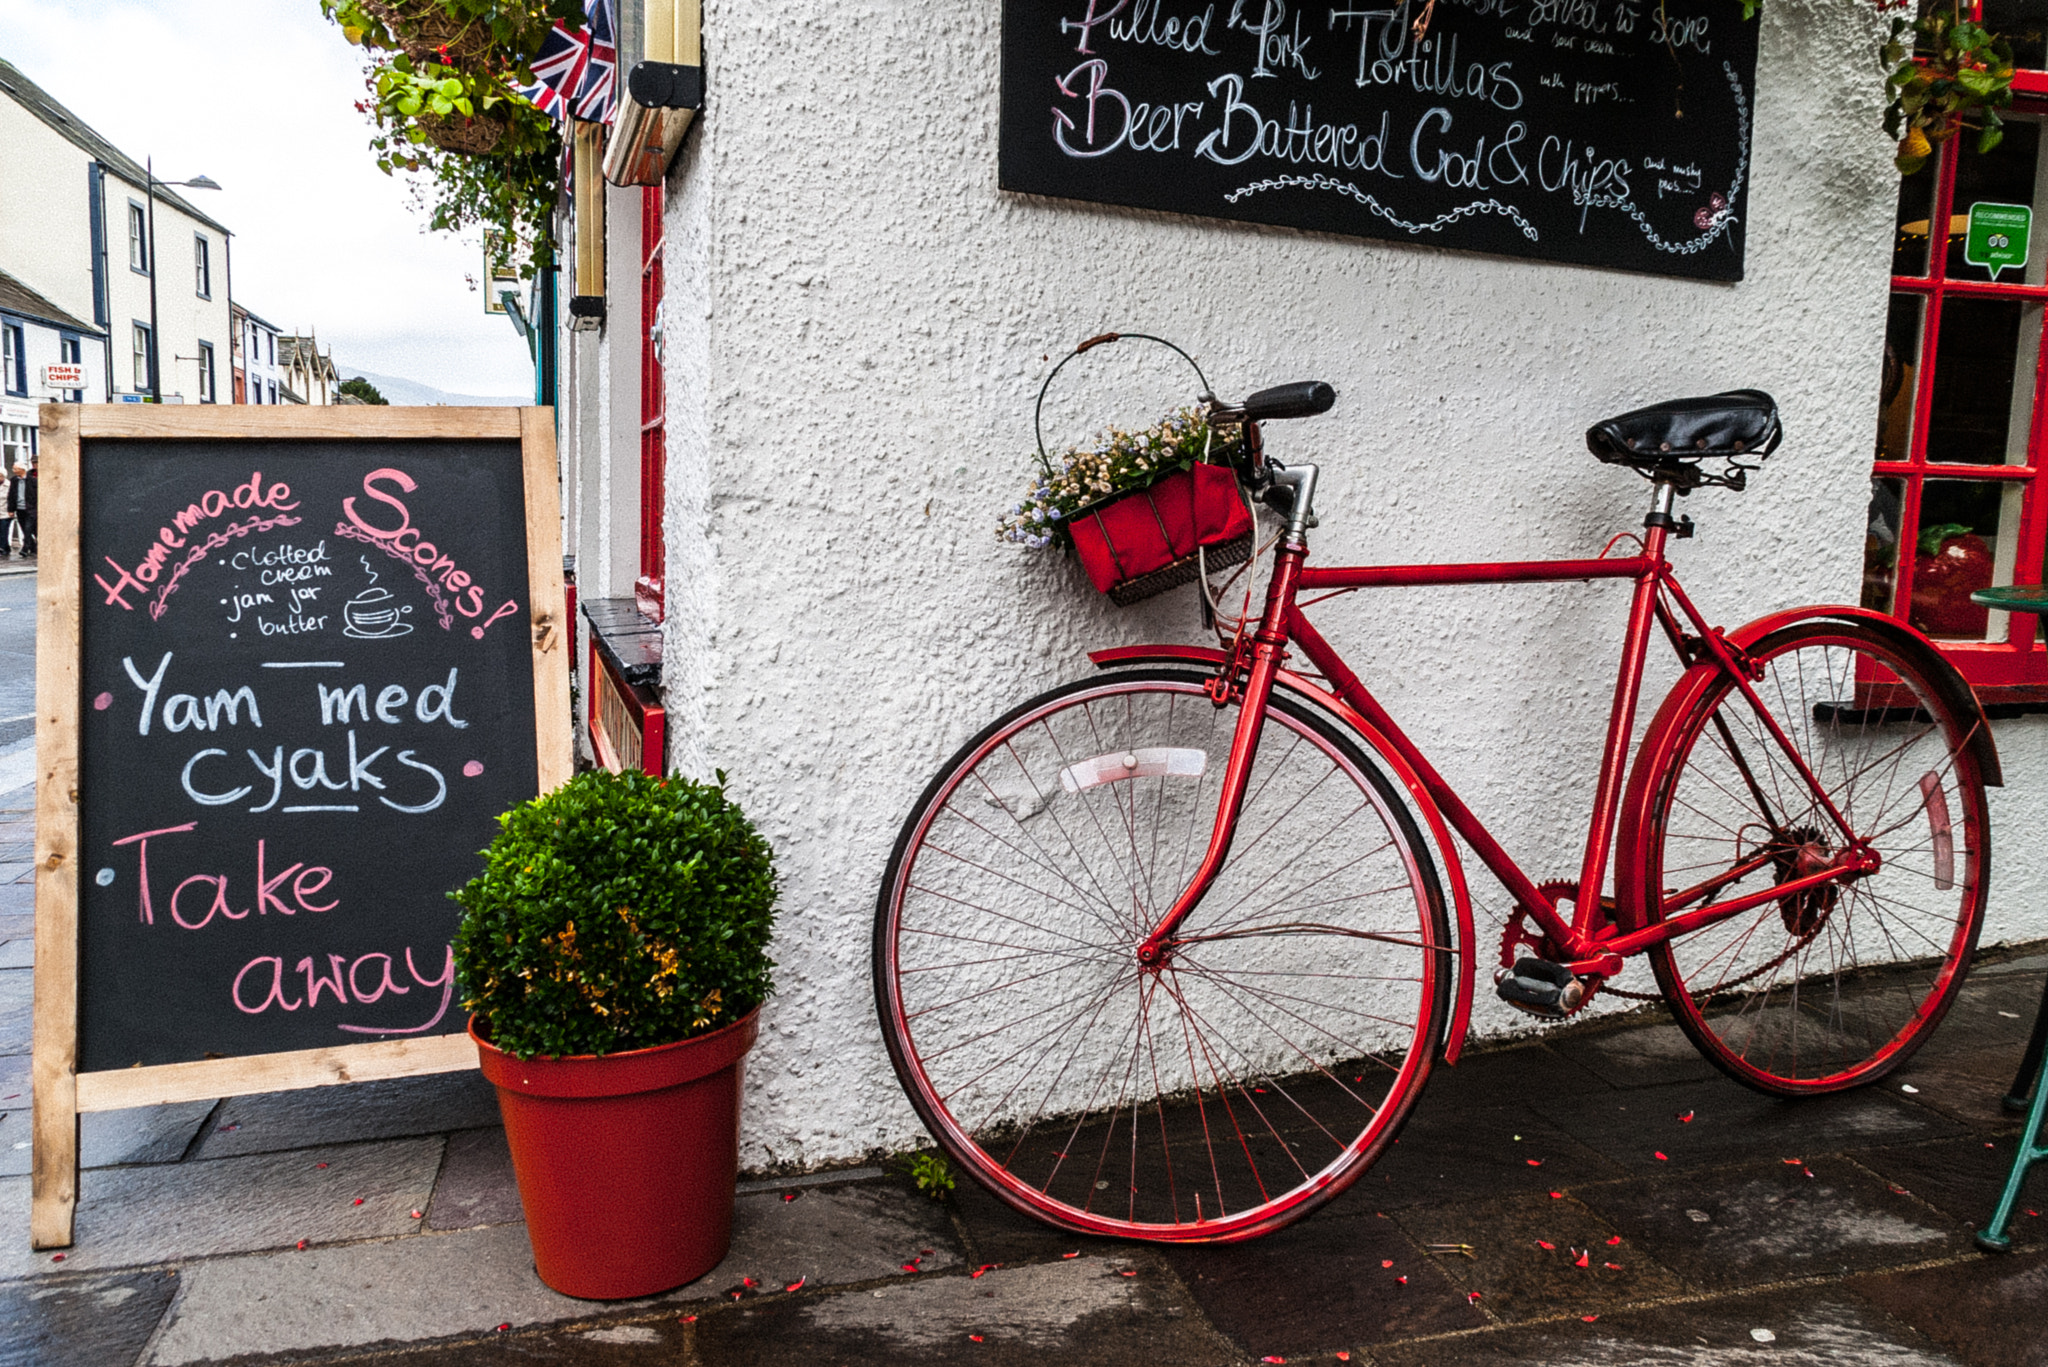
[1966,202,2032,279]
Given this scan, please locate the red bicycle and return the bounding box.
[874,382,1997,1242]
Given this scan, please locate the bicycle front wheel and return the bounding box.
[1635,620,1990,1095]
[874,669,1450,1241]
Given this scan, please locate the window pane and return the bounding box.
[1877,294,1924,460]
[1984,0,2048,89]
[1892,162,1939,278]
[1863,478,1905,613]
[1911,479,2013,640]
[1924,296,2041,463]
[1947,116,2046,285]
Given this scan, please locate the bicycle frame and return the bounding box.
[1116,486,1893,1011]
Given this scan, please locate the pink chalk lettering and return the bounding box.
[111,822,198,925]
[347,953,409,1003]
[299,954,349,1008]
[232,956,302,1014]
[169,874,245,931]
[338,945,454,1035]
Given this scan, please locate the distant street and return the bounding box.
[0,568,34,751]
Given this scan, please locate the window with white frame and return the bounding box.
[194,235,211,299]
[198,341,215,402]
[59,336,81,402]
[1,324,21,396]
[128,203,147,272]
[132,322,151,392]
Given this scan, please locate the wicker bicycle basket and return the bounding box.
[1034,334,1254,606]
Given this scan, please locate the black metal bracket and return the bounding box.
[1645,510,1694,539]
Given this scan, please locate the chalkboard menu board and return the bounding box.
[30,406,571,1249]
[999,0,1759,280]
[77,438,544,1069]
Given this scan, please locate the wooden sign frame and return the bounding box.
[30,405,573,1248]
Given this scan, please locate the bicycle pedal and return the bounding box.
[1495,957,1587,1019]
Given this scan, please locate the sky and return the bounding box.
[0,0,536,397]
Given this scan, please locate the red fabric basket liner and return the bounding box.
[1069,464,1252,596]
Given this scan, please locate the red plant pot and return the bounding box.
[471,1008,760,1299]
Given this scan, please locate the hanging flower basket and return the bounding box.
[1000,333,1254,607]
[417,107,507,155]
[353,0,497,68]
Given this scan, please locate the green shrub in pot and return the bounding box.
[453,768,777,1060]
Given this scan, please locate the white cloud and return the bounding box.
[0,0,537,396]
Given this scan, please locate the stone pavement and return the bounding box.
[4,804,2048,1366]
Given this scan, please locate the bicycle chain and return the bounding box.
[1498,890,1827,1006]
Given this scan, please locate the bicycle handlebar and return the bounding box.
[1240,381,1336,422]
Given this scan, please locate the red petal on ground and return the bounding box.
[1582,1315,1600,1322]
[1889,1185,1912,1196]
[1803,1168,1815,1179]
[782,1192,799,1202]
[1654,1152,1668,1162]
[922,1249,934,1256]
[680,1315,698,1323]
[970,1336,984,1343]
[1782,1158,1803,1165]
[1338,1354,1352,1362]
[1120,1270,1137,1277]
[901,1264,921,1273]
[50,1254,65,1262]
[1526,1159,1543,1167]
[2029,1210,2041,1217]
[315,1163,329,1169]
[1062,1251,1080,1259]
[494,1324,510,1332]
[1538,1241,1555,1250]
[1549,1191,1564,1199]
[1604,1262,1622,1271]
[295,1240,307,1250]
[410,1210,423,1220]
[1678,1111,1694,1123]
[1574,1251,1590,1268]
[1397,1276,1408,1284]
[1466,1291,1482,1303]
[1381,1259,1394,1268]
[1605,1236,1621,1245]
[351,1198,365,1206]
[785,1277,806,1292]
[743,1277,759,1287]
[1262,1357,1286,1363]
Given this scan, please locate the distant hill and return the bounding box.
[340,369,526,407]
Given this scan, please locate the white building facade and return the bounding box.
[0,58,234,408]
[0,268,103,468]
[557,0,2048,1176]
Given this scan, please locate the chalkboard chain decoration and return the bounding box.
[1586,63,1751,259]
[1224,178,1540,244]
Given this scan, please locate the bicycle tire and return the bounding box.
[1631,619,1989,1095]
[873,669,1451,1241]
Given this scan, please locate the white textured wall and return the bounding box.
[650,0,2048,1172]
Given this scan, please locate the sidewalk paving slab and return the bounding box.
[1846,1247,2048,1367]
[0,1267,182,1367]
[0,939,29,970]
[1542,1017,1726,1090]
[1345,1101,1629,1211]
[690,1253,1241,1367]
[0,1137,442,1279]
[1581,1155,1966,1291]
[1390,1191,1690,1321]
[0,967,27,1046]
[1532,1078,1959,1174]
[424,1127,522,1231]
[1368,1282,1970,1366]
[1851,1135,2048,1249]
[195,1073,501,1160]
[1160,1207,1486,1355]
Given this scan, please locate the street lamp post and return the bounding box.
[143,159,221,402]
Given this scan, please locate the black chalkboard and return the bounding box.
[76,440,540,1071]
[999,0,1758,280]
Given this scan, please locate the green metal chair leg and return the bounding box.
[1978,1040,2048,1253]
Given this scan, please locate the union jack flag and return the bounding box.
[515,0,614,123]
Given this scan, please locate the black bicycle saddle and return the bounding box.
[1586,390,1781,468]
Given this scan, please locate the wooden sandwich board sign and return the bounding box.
[30,405,572,1248]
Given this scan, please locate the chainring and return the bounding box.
[1498,881,1640,1012]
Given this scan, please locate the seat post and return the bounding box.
[1643,476,1692,541]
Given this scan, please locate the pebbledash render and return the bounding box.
[552,0,2048,1173]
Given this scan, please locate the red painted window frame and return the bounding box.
[1875,84,2048,702]
[636,184,666,622]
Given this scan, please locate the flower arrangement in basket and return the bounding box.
[998,334,1255,607]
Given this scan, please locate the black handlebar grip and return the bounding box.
[1242,381,1336,422]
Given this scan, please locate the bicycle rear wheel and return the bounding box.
[1635,620,1990,1095]
[874,669,1450,1241]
